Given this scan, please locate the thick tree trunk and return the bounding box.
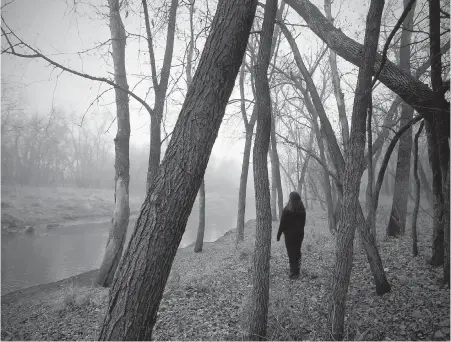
[328,0,384,339]
[284,0,446,125]
[97,0,131,288]
[98,1,257,339]
[386,0,415,237]
[412,122,424,257]
[270,116,284,220]
[194,179,206,253]
[429,0,450,286]
[247,0,277,339]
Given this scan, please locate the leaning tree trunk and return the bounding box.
[386,0,416,237]
[412,121,424,257]
[98,0,257,339]
[247,0,277,339]
[97,0,131,288]
[284,0,444,125]
[328,0,384,339]
[270,115,284,220]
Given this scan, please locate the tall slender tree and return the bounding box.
[328,0,384,339]
[247,0,277,339]
[386,0,416,237]
[96,0,131,287]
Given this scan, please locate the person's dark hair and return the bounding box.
[287,191,304,213]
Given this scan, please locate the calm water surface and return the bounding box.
[1,209,237,295]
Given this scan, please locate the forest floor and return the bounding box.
[1,202,450,341]
[1,185,144,234]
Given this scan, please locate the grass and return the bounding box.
[1,196,448,341]
[1,185,144,233]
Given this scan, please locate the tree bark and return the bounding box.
[329,0,385,339]
[412,121,424,257]
[98,0,257,338]
[386,0,415,237]
[97,0,131,288]
[284,0,447,125]
[247,0,277,339]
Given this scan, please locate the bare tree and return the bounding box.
[328,0,384,339]
[247,0,277,339]
[96,0,131,287]
[386,0,416,237]
[98,0,257,338]
[142,0,179,189]
[236,61,258,243]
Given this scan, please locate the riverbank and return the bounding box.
[1,185,144,234]
[2,207,449,341]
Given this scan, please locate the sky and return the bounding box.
[1,0,374,172]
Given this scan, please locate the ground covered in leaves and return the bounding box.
[1,204,449,340]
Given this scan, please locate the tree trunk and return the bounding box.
[236,116,256,243]
[147,114,161,190]
[418,159,433,206]
[284,0,446,125]
[270,115,284,220]
[185,1,207,253]
[386,0,415,237]
[270,144,278,220]
[97,0,131,288]
[428,0,450,286]
[412,121,424,257]
[247,0,277,339]
[98,1,257,338]
[144,0,179,190]
[324,0,349,151]
[194,179,206,253]
[328,0,384,339]
[425,120,444,266]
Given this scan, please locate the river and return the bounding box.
[1,208,243,295]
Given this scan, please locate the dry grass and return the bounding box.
[1,185,144,233]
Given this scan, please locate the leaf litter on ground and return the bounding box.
[1,203,449,340]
